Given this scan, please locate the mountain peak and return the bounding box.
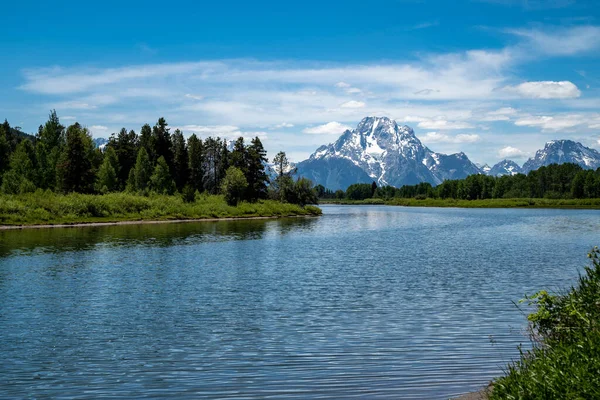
[523,139,600,173]
[296,116,481,190]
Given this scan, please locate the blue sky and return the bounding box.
[2,0,600,165]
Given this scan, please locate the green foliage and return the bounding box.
[152,117,173,168]
[150,156,176,195]
[181,184,196,203]
[95,147,119,193]
[346,183,375,200]
[1,140,37,194]
[171,129,189,191]
[108,127,138,189]
[56,123,95,193]
[0,192,321,225]
[491,247,600,399]
[187,134,204,191]
[221,166,248,206]
[133,147,152,192]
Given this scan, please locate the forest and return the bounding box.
[0,111,317,207]
[317,162,600,201]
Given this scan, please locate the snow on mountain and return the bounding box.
[522,140,600,174]
[93,137,109,151]
[488,159,522,176]
[296,116,482,190]
[476,163,491,175]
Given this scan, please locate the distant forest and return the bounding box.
[318,163,600,201]
[0,111,316,206]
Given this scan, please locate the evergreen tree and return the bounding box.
[95,147,119,193]
[171,129,189,191]
[187,134,204,191]
[139,123,155,162]
[230,137,247,173]
[1,140,37,194]
[571,171,585,199]
[133,147,152,192]
[38,110,64,150]
[152,118,173,169]
[246,137,269,200]
[0,125,9,185]
[150,156,176,195]
[203,137,222,194]
[56,123,95,193]
[273,151,291,179]
[108,127,138,189]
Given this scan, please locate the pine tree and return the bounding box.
[133,147,152,192]
[139,123,155,163]
[152,118,173,169]
[0,125,9,185]
[1,140,37,194]
[172,129,189,191]
[150,156,176,195]
[108,127,138,189]
[230,137,247,173]
[56,123,95,193]
[187,134,204,191]
[95,147,119,193]
[38,110,64,150]
[246,137,269,200]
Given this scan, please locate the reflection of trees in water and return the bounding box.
[0,217,319,257]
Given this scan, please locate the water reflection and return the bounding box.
[0,217,319,257]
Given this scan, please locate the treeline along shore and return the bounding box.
[0,112,320,226]
[316,162,600,209]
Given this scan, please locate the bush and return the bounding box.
[491,247,600,399]
[181,184,196,203]
[221,166,248,206]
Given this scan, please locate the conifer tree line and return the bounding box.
[317,163,600,201]
[0,111,317,206]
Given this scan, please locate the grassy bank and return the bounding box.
[490,248,600,399]
[0,191,321,226]
[319,197,600,209]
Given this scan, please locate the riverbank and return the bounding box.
[0,192,321,227]
[320,197,600,209]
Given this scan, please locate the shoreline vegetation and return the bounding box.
[319,197,600,209]
[0,192,321,228]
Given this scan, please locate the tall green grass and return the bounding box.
[0,190,321,226]
[491,247,600,399]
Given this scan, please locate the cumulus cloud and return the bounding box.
[340,100,365,109]
[503,81,581,99]
[185,93,204,100]
[480,107,519,121]
[335,82,351,88]
[514,114,585,131]
[498,146,527,158]
[421,132,480,144]
[303,122,352,135]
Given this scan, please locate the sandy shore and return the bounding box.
[0,215,317,230]
[452,384,492,400]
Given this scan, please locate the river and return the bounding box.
[1,205,598,399]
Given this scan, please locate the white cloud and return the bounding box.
[503,81,581,99]
[185,93,204,100]
[62,116,77,121]
[346,87,362,94]
[303,121,352,135]
[421,132,480,144]
[340,100,365,109]
[417,119,474,130]
[506,26,600,56]
[335,82,351,88]
[498,146,527,158]
[274,122,294,128]
[514,114,585,131]
[479,107,519,121]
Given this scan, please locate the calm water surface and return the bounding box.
[1,205,599,399]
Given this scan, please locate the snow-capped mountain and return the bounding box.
[488,159,522,176]
[477,163,491,175]
[522,140,600,174]
[296,116,481,190]
[93,137,109,151]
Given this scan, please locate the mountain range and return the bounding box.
[295,116,600,190]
